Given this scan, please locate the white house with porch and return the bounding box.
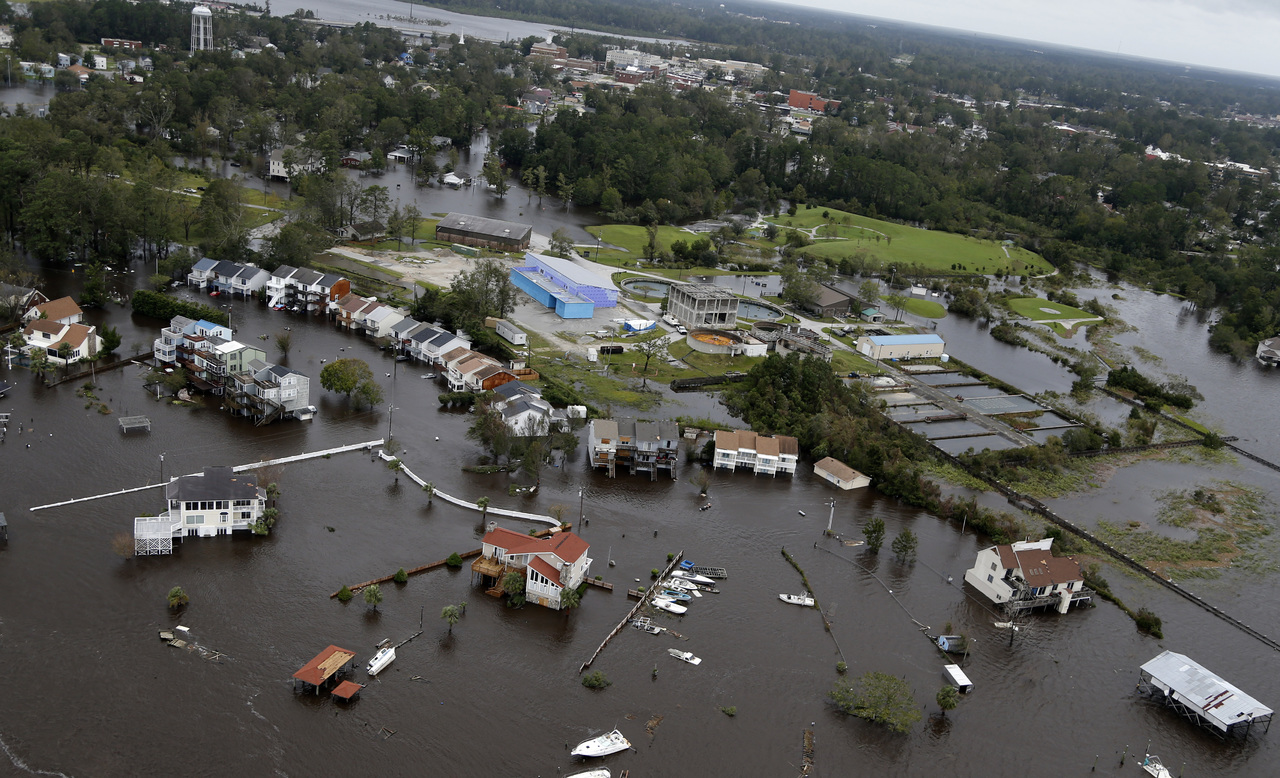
[964,538,1091,614]
[134,466,267,554]
[472,525,591,610]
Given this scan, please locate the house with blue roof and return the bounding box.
[856,333,945,360]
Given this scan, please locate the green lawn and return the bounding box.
[1004,297,1101,322]
[831,349,879,375]
[769,205,1052,275]
[584,224,696,259]
[891,296,947,319]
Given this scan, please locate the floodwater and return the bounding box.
[4,272,1280,776]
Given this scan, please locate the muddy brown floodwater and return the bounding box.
[2,283,1280,777]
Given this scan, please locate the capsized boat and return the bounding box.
[571,729,631,758]
[652,598,688,615]
[779,593,815,607]
[366,646,396,676]
[671,571,715,586]
[667,647,702,665]
[567,769,611,778]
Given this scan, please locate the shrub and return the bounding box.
[336,585,354,602]
[393,568,408,584]
[829,672,922,734]
[719,706,737,717]
[1135,607,1164,639]
[836,661,848,674]
[667,552,675,561]
[445,552,464,568]
[581,671,611,689]
[167,586,189,609]
[651,568,660,577]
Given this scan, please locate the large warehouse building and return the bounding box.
[511,252,618,319]
[435,213,533,251]
[857,333,945,360]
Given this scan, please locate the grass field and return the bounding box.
[769,205,1052,275]
[1004,297,1101,322]
[892,296,947,319]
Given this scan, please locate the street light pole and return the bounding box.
[578,488,584,530]
[160,452,165,483]
[223,303,233,333]
[387,358,396,441]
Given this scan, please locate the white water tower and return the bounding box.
[190,6,213,53]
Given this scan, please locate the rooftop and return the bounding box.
[437,212,532,241]
[167,466,260,502]
[670,282,737,300]
[1141,650,1273,733]
[524,252,612,289]
[292,645,357,686]
[866,334,946,346]
[31,296,82,322]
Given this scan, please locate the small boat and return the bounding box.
[698,502,711,511]
[366,646,396,676]
[1142,755,1174,778]
[659,589,692,601]
[671,571,714,585]
[421,373,436,379]
[667,648,702,665]
[779,593,815,607]
[571,729,631,758]
[644,625,663,635]
[935,634,969,654]
[797,510,806,516]
[652,598,687,615]
[567,769,612,778]
[663,579,696,591]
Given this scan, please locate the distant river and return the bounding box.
[293,0,681,45]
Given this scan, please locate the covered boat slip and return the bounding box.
[1138,650,1273,737]
[292,645,358,695]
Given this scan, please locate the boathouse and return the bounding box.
[292,645,357,695]
[1138,650,1273,737]
[963,538,1091,614]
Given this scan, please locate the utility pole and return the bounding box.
[160,452,165,483]
[387,357,397,442]
[578,488,584,530]
[826,498,836,534]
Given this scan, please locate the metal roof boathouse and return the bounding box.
[1138,650,1273,737]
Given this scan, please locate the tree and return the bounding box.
[352,379,384,410]
[502,569,526,607]
[886,293,908,321]
[892,528,918,562]
[445,551,463,567]
[363,583,383,611]
[320,358,374,397]
[440,603,461,633]
[358,185,391,224]
[559,586,581,612]
[274,330,292,356]
[937,685,960,717]
[167,586,190,609]
[425,482,436,504]
[197,179,249,261]
[336,585,354,602]
[863,517,886,553]
[632,335,667,389]
[858,279,880,305]
[482,150,508,197]
[549,227,574,256]
[829,672,922,733]
[450,258,518,319]
[393,567,408,583]
[476,496,491,521]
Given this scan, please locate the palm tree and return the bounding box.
[363,583,383,611]
[559,586,581,612]
[937,684,959,717]
[265,482,281,503]
[440,604,461,633]
[476,496,490,521]
[167,586,190,609]
[424,482,435,504]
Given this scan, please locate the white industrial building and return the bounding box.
[856,333,945,360]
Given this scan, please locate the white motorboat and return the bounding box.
[1142,755,1173,778]
[663,579,696,591]
[366,646,396,676]
[571,729,631,758]
[779,593,816,607]
[567,769,611,778]
[671,571,714,585]
[667,648,702,665]
[652,598,688,615]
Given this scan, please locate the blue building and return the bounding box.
[511,253,617,319]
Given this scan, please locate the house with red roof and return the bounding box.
[964,538,1092,615]
[472,525,591,610]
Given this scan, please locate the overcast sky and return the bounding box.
[774,0,1280,79]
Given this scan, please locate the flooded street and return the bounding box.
[3,275,1280,776]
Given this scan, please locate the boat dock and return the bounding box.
[118,415,152,433]
[579,550,685,673]
[689,565,728,579]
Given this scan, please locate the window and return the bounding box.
[216,501,228,510]
[986,574,994,583]
[186,515,204,525]
[990,562,997,571]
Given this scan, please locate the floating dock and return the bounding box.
[1138,650,1273,737]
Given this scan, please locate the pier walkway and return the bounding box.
[29,439,384,512]
[377,451,559,526]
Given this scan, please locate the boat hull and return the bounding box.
[366,647,396,676]
[571,730,631,758]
